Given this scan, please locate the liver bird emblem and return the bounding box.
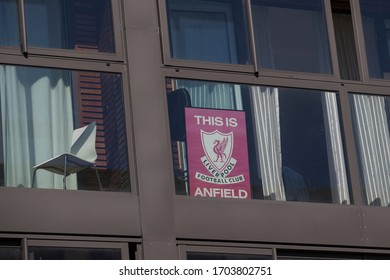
[213,137,228,163]
[201,130,233,172]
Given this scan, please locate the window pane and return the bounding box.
[28,246,121,260]
[252,0,332,74]
[25,0,115,53]
[0,0,20,47]
[360,0,390,79]
[0,239,22,260]
[0,247,21,260]
[331,0,360,81]
[0,65,130,191]
[166,0,251,64]
[167,79,350,204]
[187,252,272,260]
[350,94,390,207]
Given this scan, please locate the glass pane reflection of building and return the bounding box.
[167,79,350,204]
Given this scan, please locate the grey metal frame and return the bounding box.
[2,0,390,260]
[26,239,130,260]
[0,234,138,260]
[157,0,257,74]
[157,0,390,255]
[178,245,275,260]
[1,0,124,61]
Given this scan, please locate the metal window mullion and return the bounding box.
[323,0,341,79]
[245,0,259,75]
[22,238,28,260]
[338,88,364,206]
[350,0,370,82]
[17,0,28,56]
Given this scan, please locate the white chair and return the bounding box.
[32,122,103,190]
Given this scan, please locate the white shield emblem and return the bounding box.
[201,130,233,172]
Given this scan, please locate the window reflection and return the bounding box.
[187,252,272,260]
[360,0,390,79]
[25,0,115,53]
[167,79,350,204]
[166,0,251,64]
[0,0,20,47]
[252,0,332,74]
[0,64,130,191]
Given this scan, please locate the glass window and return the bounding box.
[25,0,115,53]
[350,93,390,207]
[277,249,390,259]
[167,79,350,204]
[166,0,251,64]
[0,64,130,191]
[0,239,22,260]
[0,0,20,47]
[28,246,121,260]
[360,0,390,79]
[331,0,360,81]
[187,252,272,260]
[251,0,332,74]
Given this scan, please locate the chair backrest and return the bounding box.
[70,122,98,162]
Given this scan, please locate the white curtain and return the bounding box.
[351,94,390,206]
[175,80,242,110]
[250,87,285,200]
[0,66,75,189]
[322,92,350,204]
[0,1,77,189]
[251,7,285,200]
[249,87,349,203]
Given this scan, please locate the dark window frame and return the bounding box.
[0,0,124,61]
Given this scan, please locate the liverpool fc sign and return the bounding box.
[185,107,251,199]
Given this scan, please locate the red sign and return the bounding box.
[185,107,251,199]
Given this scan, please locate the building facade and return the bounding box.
[1,0,390,259]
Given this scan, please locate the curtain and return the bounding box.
[322,92,350,204]
[175,80,242,110]
[249,88,349,203]
[0,0,76,189]
[0,66,75,189]
[351,94,390,206]
[251,7,285,200]
[250,87,285,201]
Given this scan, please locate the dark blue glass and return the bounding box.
[25,0,115,53]
[0,0,20,47]
[167,0,251,64]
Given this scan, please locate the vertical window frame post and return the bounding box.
[245,0,259,76]
[17,0,28,56]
